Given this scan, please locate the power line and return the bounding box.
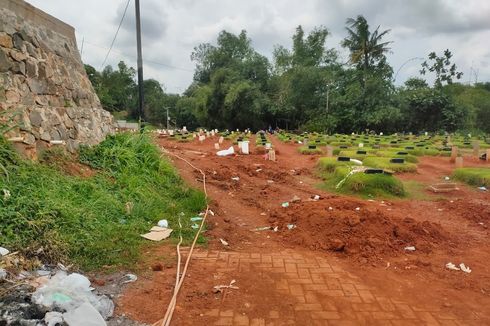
[86,40,194,72]
[100,0,131,70]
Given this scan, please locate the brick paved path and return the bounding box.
[185,249,469,326]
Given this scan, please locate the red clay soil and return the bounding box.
[116,134,490,325]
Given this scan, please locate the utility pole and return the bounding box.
[166,107,170,130]
[135,0,144,125]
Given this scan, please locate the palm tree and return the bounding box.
[341,15,392,72]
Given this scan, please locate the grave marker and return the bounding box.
[473,141,480,158]
[450,146,458,163]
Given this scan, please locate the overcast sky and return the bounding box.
[28,0,490,94]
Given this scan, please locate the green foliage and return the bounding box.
[420,50,463,88]
[453,168,490,187]
[0,133,206,270]
[362,157,417,172]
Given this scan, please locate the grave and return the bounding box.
[390,158,405,164]
[337,156,350,162]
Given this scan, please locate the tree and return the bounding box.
[420,49,463,88]
[341,15,392,73]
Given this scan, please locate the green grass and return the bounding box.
[298,146,323,155]
[362,157,417,173]
[317,157,357,173]
[0,133,206,270]
[453,168,490,187]
[318,165,405,198]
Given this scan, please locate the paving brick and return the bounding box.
[285,263,297,273]
[341,283,358,297]
[289,284,304,296]
[294,303,323,311]
[205,309,220,317]
[268,310,279,319]
[416,311,441,325]
[358,290,376,303]
[250,318,266,326]
[394,304,416,319]
[352,303,380,312]
[214,317,233,325]
[234,314,250,325]
[304,291,320,303]
[372,311,398,320]
[311,311,341,319]
[220,310,234,317]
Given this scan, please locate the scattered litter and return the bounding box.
[355,207,360,211]
[437,208,444,212]
[281,202,290,208]
[312,195,320,201]
[190,217,203,222]
[291,195,301,203]
[32,271,114,321]
[209,210,215,216]
[157,219,169,228]
[191,223,200,229]
[122,273,138,284]
[445,262,471,273]
[253,226,271,231]
[267,180,274,184]
[45,311,63,326]
[444,176,450,181]
[287,224,296,230]
[63,302,106,326]
[478,186,487,191]
[0,246,10,256]
[217,146,235,156]
[213,279,239,293]
[0,268,7,280]
[231,176,240,181]
[404,246,416,251]
[2,188,10,200]
[459,263,472,273]
[141,226,173,241]
[256,168,262,172]
[446,262,460,271]
[260,212,267,216]
[273,226,279,232]
[219,238,229,246]
[328,206,333,211]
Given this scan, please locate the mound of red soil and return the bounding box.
[269,200,452,263]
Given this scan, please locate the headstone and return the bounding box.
[326,146,333,157]
[390,158,404,164]
[337,156,350,162]
[450,146,458,163]
[455,156,463,168]
[358,143,364,148]
[198,135,205,142]
[214,143,220,150]
[487,149,490,162]
[218,136,224,144]
[473,141,480,158]
[268,149,276,161]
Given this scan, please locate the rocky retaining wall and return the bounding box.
[0,0,114,157]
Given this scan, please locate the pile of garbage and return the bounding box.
[1,247,114,325]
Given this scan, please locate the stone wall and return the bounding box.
[0,0,114,157]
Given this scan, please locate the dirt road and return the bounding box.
[118,135,490,325]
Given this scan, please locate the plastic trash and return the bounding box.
[63,302,106,326]
[281,202,289,208]
[32,271,114,320]
[190,217,203,222]
[0,268,6,280]
[446,262,460,271]
[478,186,487,191]
[355,207,360,211]
[157,219,169,228]
[191,223,200,229]
[350,159,363,165]
[231,176,240,181]
[459,263,472,273]
[0,246,9,256]
[254,226,271,231]
[287,224,296,230]
[219,238,229,246]
[312,195,320,201]
[45,311,63,326]
[404,246,416,251]
[122,273,137,284]
[217,146,235,156]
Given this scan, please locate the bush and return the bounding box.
[0,133,206,270]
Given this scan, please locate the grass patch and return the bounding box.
[362,157,417,173]
[318,165,405,198]
[298,146,323,155]
[453,168,490,187]
[0,133,206,270]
